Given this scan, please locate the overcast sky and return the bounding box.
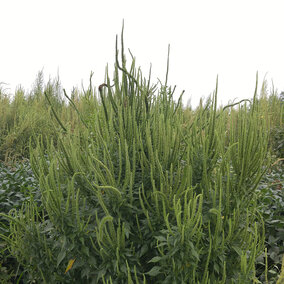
[1,0,283,108]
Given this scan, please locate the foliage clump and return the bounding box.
[0,30,283,283]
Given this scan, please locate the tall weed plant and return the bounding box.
[0,72,75,162]
[0,30,274,283]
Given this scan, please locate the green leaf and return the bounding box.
[57,250,66,267]
[148,256,162,263]
[155,236,166,242]
[139,244,148,257]
[232,245,242,256]
[146,266,161,276]
[82,246,89,257]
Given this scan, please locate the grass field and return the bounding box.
[0,36,283,283]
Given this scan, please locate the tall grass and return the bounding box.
[0,31,283,283]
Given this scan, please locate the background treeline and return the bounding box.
[0,40,283,283]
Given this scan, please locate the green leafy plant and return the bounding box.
[1,26,283,283]
[0,160,41,283]
[256,161,284,283]
[0,29,271,283]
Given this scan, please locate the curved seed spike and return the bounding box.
[44,91,67,132]
[121,19,125,67]
[63,89,88,128]
[165,44,170,87]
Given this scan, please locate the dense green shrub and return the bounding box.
[0,160,41,283]
[0,33,273,284]
[256,162,284,283]
[270,126,284,159]
[0,73,70,162]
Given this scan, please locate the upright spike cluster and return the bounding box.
[0,29,272,283]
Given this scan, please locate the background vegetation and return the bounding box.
[0,34,283,283]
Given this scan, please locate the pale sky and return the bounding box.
[1,0,283,108]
